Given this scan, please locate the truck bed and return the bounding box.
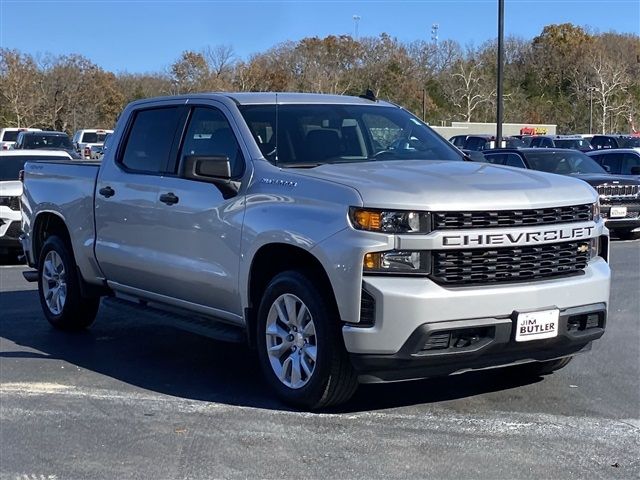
[22,160,102,279]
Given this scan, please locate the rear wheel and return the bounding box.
[38,235,99,330]
[256,270,358,410]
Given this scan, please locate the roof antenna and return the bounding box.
[359,89,377,102]
[274,92,279,166]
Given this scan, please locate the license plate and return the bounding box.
[515,309,559,342]
[610,206,627,218]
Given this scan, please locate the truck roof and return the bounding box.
[129,92,395,108]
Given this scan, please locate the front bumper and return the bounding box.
[601,204,640,231]
[343,256,610,355]
[351,303,605,382]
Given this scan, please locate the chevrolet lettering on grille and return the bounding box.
[441,225,594,248]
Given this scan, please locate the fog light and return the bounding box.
[363,250,429,274]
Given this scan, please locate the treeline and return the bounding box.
[1,23,638,134]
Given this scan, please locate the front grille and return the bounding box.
[602,209,640,219]
[432,204,591,230]
[9,196,20,211]
[595,184,639,197]
[431,241,589,285]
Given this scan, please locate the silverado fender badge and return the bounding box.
[260,178,298,187]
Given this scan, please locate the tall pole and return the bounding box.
[496,0,504,147]
[353,15,361,40]
[589,88,593,134]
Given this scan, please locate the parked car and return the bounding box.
[0,150,72,260]
[529,135,593,152]
[481,148,640,240]
[590,135,640,150]
[0,128,41,150]
[449,134,525,151]
[14,131,81,159]
[586,149,640,178]
[20,93,609,409]
[72,129,114,159]
[511,134,534,147]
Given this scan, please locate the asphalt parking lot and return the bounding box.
[0,240,638,480]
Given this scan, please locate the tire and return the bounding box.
[616,230,640,241]
[256,270,358,410]
[37,235,99,330]
[514,357,573,377]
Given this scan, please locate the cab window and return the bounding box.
[179,107,244,178]
[120,107,183,174]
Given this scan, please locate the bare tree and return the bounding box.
[444,58,495,122]
[590,53,630,133]
[0,49,40,127]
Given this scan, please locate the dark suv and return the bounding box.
[590,135,640,150]
[530,135,593,152]
[14,131,81,159]
[480,148,640,240]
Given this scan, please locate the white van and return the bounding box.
[0,128,42,150]
[72,129,114,158]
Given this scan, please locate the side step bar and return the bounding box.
[102,297,246,344]
[22,270,38,282]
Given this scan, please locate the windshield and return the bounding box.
[239,104,463,166]
[1,131,19,142]
[555,139,593,150]
[620,137,640,148]
[81,132,108,143]
[504,137,526,148]
[526,150,607,175]
[24,134,73,150]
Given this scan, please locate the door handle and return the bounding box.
[159,192,179,205]
[99,186,115,198]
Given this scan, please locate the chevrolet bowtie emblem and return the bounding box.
[577,244,589,253]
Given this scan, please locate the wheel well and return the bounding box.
[247,243,337,347]
[33,213,72,262]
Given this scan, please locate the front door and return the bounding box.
[149,104,248,321]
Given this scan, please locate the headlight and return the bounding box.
[591,201,600,222]
[350,207,430,234]
[363,250,430,274]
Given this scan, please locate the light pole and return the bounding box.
[353,15,361,40]
[587,86,597,134]
[496,0,504,146]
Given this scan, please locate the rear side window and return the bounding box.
[504,153,526,168]
[180,107,244,178]
[2,131,19,142]
[120,107,182,173]
[483,153,505,165]
[598,153,622,174]
[622,153,640,174]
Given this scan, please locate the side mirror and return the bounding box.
[630,166,640,175]
[602,164,611,173]
[182,155,238,198]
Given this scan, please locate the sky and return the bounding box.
[1,0,639,74]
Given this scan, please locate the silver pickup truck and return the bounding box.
[21,93,611,409]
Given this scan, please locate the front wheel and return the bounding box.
[38,235,99,330]
[256,270,358,410]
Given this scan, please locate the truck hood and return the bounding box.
[292,160,598,210]
[0,180,22,198]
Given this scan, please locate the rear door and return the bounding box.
[149,103,248,319]
[95,105,186,293]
